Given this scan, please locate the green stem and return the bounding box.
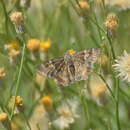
[115,78,121,130]
[10,43,26,120]
[107,32,116,60]
[0,0,9,35]
[81,96,90,124]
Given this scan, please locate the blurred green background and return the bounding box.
[0,0,130,130]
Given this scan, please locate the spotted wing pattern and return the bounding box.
[73,48,100,81]
[37,48,100,86]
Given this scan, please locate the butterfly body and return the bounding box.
[38,48,100,86]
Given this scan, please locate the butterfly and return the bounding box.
[37,48,100,86]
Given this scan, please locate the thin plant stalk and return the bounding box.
[0,0,9,35]
[10,43,26,120]
[81,95,90,125]
[115,78,121,130]
[106,32,116,60]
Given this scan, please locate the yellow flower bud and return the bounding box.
[40,96,53,110]
[40,40,51,52]
[0,113,8,122]
[27,39,40,51]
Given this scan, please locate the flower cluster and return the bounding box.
[27,39,51,52]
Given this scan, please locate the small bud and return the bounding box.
[40,96,53,110]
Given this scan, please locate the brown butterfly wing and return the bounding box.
[38,58,64,78]
[38,58,71,86]
[73,48,100,81]
[54,62,72,86]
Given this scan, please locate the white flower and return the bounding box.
[96,0,130,11]
[113,51,130,82]
[52,98,79,130]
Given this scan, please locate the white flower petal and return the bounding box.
[113,51,130,83]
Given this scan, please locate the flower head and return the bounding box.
[78,1,90,10]
[10,12,24,26]
[89,74,108,105]
[40,96,53,110]
[40,40,51,52]
[15,96,23,107]
[113,51,130,82]
[0,113,8,122]
[77,1,90,16]
[105,13,118,36]
[96,0,130,11]
[8,49,20,58]
[27,39,40,51]
[52,98,79,130]
[0,67,6,79]
[68,49,76,56]
[5,42,20,51]
[90,75,107,98]
[35,73,46,86]
[5,41,20,64]
[10,11,25,34]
